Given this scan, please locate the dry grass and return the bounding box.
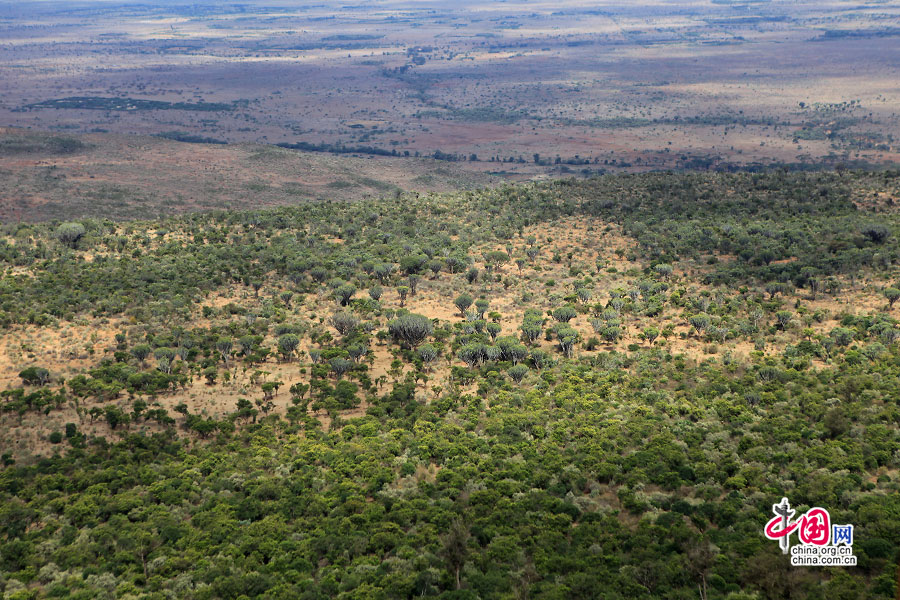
[0,0,897,193]
[0,128,500,222]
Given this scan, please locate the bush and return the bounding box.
[508,364,529,383]
[388,313,433,348]
[330,312,360,336]
[552,306,577,323]
[335,284,356,306]
[418,344,439,366]
[19,366,50,386]
[454,293,473,316]
[55,222,86,248]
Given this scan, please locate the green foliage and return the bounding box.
[3,169,900,599]
[507,364,529,383]
[551,305,577,323]
[454,293,473,316]
[1,349,898,597]
[54,221,86,248]
[18,366,50,386]
[335,283,357,306]
[884,287,900,307]
[277,333,300,360]
[130,343,151,365]
[388,313,433,348]
[418,344,439,366]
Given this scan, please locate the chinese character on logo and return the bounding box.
[832,524,853,546]
[764,498,835,553]
[798,508,831,545]
[765,497,798,554]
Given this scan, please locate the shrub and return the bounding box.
[335,284,356,306]
[552,306,577,323]
[454,293,473,316]
[55,222,86,248]
[388,313,433,348]
[19,366,50,386]
[330,312,360,336]
[277,334,300,361]
[418,344,439,366]
[508,364,529,383]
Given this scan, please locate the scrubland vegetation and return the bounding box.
[2,169,900,598]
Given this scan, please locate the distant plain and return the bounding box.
[0,0,897,189]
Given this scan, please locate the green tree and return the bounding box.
[474,298,490,318]
[131,344,152,367]
[335,284,356,306]
[55,222,86,249]
[104,405,128,430]
[457,343,485,368]
[508,364,529,383]
[216,337,234,367]
[277,334,300,361]
[330,358,353,380]
[18,366,50,386]
[884,287,900,308]
[388,313,433,348]
[441,518,471,590]
[552,306,577,323]
[418,344,439,369]
[602,325,622,344]
[775,311,793,330]
[689,314,711,336]
[830,327,854,347]
[654,263,674,279]
[454,293,473,316]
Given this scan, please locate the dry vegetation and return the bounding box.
[0,0,898,181]
[0,128,499,221]
[4,203,899,459]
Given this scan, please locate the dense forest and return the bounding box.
[1,169,900,599]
